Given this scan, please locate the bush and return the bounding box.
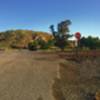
[38,39,55,50]
[28,39,55,50]
[28,41,38,50]
[38,39,47,49]
[80,36,100,50]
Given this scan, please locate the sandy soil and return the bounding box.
[0,50,65,100]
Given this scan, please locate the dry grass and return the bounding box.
[52,58,100,100]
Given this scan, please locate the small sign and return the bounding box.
[75,32,81,40]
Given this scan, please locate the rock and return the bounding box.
[96,91,100,100]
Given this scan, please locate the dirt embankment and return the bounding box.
[52,57,100,100]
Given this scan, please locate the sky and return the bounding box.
[0,0,100,37]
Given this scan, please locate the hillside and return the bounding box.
[0,30,53,49]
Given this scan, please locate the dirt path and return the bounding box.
[0,50,64,100]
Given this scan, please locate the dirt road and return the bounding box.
[0,50,64,100]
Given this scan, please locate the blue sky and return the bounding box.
[0,0,100,37]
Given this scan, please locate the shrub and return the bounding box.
[28,40,38,50]
[38,39,55,50]
[38,39,47,49]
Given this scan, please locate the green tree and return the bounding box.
[50,20,73,51]
[80,36,100,49]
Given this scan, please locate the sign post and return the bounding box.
[75,32,81,58]
[75,32,81,45]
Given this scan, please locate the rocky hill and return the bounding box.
[0,30,53,49]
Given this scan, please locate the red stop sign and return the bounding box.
[75,32,81,40]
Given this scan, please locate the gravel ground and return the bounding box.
[0,50,65,100]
